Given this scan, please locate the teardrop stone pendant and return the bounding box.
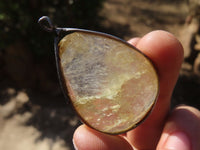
[38,16,159,134]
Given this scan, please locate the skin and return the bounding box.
[72,30,200,150]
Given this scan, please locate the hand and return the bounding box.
[72,30,200,150]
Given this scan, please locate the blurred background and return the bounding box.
[0,0,200,149]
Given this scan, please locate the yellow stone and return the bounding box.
[58,31,159,134]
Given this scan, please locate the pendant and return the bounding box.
[38,16,159,134]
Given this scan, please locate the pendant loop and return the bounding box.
[38,16,55,32]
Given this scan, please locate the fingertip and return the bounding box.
[157,132,191,150]
[157,106,200,150]
[73,125,102,150]
[137,30,184,71]
[73,125,133,150]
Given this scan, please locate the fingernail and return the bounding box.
[164,132,191,150]
[72,138,79,150]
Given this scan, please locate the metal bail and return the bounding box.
[38,16,55,32]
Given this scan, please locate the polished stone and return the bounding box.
[58,31,159,134]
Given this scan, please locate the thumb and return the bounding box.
[157,105,200,150]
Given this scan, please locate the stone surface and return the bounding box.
[58,31,159,134]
